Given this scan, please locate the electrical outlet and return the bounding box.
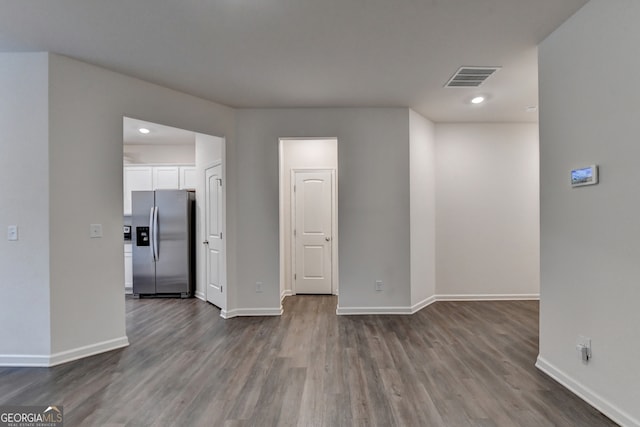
[576,335,592,363]
[90,224,103,238]
[7,225,18,241]
[375,280,383,292]
[256,281,263,293]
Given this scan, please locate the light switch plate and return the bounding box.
[90,224,103,238]
[8,225,18,241]
[576,335,592,362]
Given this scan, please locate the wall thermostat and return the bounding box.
[571,165,598,187]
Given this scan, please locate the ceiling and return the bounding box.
[0,0,588,123]
[123,117,195,146]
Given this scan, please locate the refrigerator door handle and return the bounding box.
[153,206,159,261]
[148,206,156,261]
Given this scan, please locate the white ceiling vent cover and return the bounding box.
[445,66,501,88]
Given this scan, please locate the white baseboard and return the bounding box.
[336,306,414,315]
[125,286,133,295]
[0,336,130,367]
[220,294,538,318]
[220,307,283,319]
[0,354,52,367]
[336,294,536,316]
[280,289,293,302]
[194,290,206,301]
[536,356,639,427]
[49,336,130,367]
[411,295,437,313]
[436,293,540,301]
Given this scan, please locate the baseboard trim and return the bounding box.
[535,356,638,427]
[411,295,437,313]
[220,307,283,319]
[125,286,133,295]
[194,290,206,301]
[280,289,293,303]
[336,306,414,315]
[336,294,535,316]
[436,293,540,301]
[0,354,52,367]
[0,336,130,367]
[218,294,537,318]
[49,336,130,367]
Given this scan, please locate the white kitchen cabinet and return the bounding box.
[124,165,195,215]
[153,166,180,189]
[180,166,197,190]
[123,166,153,215]
[124,244,133,294]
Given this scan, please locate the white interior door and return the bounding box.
[294,171,333,294]
[205,164,224,308]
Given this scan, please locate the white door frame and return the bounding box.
[291,168,338,295]
[204,160,226,310]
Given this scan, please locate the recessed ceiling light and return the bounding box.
[138,128,150,134]
[471,96,485,104]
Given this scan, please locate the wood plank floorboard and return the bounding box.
[0,296,617,426]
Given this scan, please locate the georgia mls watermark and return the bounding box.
[0,406,63,427]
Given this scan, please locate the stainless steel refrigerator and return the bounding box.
[132,190,195,298]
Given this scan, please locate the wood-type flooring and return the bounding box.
[0,296,616,426]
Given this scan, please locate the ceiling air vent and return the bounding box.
[445,66,501,88]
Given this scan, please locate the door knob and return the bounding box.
[203,241,209,245]
[325,237,331,242]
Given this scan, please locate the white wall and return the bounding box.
[235,108,411,313]
[538,1,640,425]
[279,139,338,298]
[1,52,236,365]
[409,110,436,308]
[46,54,235,358]
[123,144,195,165]
[435,123,540,298]
[0,53,51,361]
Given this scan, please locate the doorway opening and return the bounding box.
[122,117,226,313]
[278,138,338,308]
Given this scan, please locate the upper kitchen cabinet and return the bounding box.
[123,166,153,215]
[153,166,180,189]
[123,165,194,215]
[180,166,197,190]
